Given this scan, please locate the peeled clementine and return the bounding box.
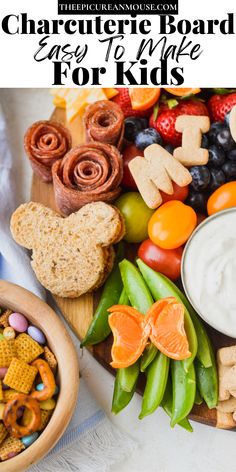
[147,298,191,360]
[129,88,161,111]
[164,88,201,97]
[108,305,149,368]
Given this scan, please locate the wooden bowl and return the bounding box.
[0,280,79,472]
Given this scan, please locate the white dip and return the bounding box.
[182,209,236,337]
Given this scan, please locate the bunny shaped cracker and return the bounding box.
[10,201,125,298]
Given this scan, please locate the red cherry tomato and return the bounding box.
[138,239,183,281]
[121,145,143,190]
[148,200,197,249]
[160,182,189,204]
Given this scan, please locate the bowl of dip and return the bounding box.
[181,208,236,338]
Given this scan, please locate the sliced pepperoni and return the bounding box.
[52,142,123,216]
[24,120,72,182]
[84,101,124,150]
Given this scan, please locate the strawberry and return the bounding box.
[112,88,153,118]
[150,100,209,147]
[207,93,236,122]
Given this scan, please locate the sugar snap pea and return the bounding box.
[140,344,158,372]
[195,339,218,409]
[137,259,197,372]
[139,352,169,419]
[112,368,137,414]
[171,360,196,427]
[162,377,193,432]
[112,259,153,412]
[118,287,130,306]
[195,387,203,405]
[81,244,124,347]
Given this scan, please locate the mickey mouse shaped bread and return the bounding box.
[10,202,125,298]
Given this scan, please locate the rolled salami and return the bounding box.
[52,142,123,216]
[24,120,72,182]
[84,101,124,150]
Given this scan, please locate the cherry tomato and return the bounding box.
[160,182,189,204]
[148,200,197,249]
[115,192,154,243]
[138,239,183,281]
[122,145,143,190]
[207,181,236,215]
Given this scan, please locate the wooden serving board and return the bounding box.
[31,107,236,429]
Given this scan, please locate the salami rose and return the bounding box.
[52,142,123,216]
[84,101,124,150]
[24,120,72,182]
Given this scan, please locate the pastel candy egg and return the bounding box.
[36,383,44,392]
[27,326,46,344]
[0,334,4,340]
[40,398,56,410]
[21,432,39,448]
[3,327,16,340]
[0,368,8,379]
[9,313,28,332]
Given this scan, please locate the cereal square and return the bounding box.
[15,333,44,363]
[40,409,52,430]
[3,389,19,403]
[44,346,57,372]
[3,358,38,394]
[0,423,8,446]
[0,310,11,328]
[0,340,16,367]
[0,436,25,461]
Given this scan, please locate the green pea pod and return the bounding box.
[137,259,197,371]
[195,339,218,409]
[81,244,124,347]
[119,361,140,393]
[112,368,137,414]
[140,344,158,372]
[195,387,203,405]
[119,259,153,314]
[137,259,212,368]
[118,287,130,306]
[139,352,169,419]
[171,360,196,427]
[112,260,153,412]
[162,377,193,432]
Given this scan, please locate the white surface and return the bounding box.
[0,88,234,472]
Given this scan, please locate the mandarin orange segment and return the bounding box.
[164,88,201,97]
[147,298,191,360]
[108,305,149,368]
[129,88,161,111]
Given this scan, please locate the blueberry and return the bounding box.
[186,191,207,213]
[189,166,211,191]
[224,111,231,126]
[209,168,226,191]
[227,148,236,161]
[201,134,209,149]
[124,117,143,142]
[208,145,225,168]
[139,118,149,129]
[222,161,236,181]
[135,128,162,150]
[207,122,224,144]
[164,143,174,154]
[215,126,235,152]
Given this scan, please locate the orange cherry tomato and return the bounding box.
[207,182,236,215]
[148,201,197,249]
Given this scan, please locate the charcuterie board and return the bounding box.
[30,106,235,428]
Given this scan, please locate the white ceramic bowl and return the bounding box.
[181,208,236,338]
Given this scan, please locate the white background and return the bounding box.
[0,0,236,87]
[1,87,236,472]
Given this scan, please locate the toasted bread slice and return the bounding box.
[10,201,125,298]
